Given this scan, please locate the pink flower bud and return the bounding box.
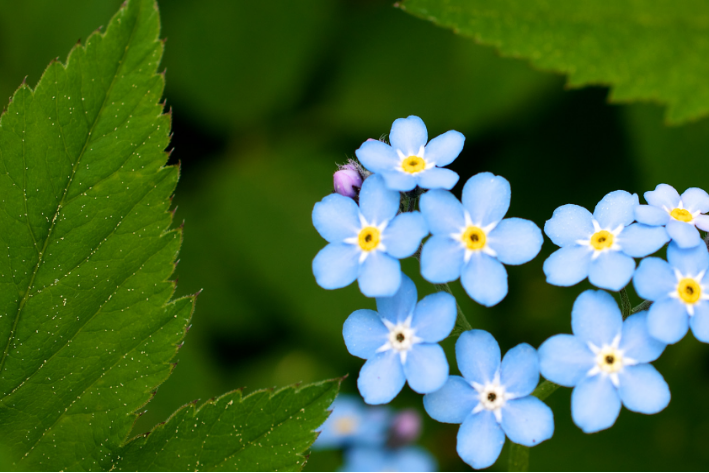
[333,165,363,199]
[388,409,422,446]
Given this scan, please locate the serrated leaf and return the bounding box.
[115,379,341,472]
[400,0,709,124]
[0,0,192,469]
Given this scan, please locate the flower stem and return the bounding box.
[631,300,652,314]
[619,287,632,318]
[432,283,473,332]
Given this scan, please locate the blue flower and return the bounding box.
[313,394,390,450]
[539,290,669,434]
[544,190,669,291]
[635,183,709,248]
[424,330,554,470]
[341,446,437,472]
[343,274,456,404]
[312,174,428,297]
[419,172,543,307]
[634,242,709,344]
[354,116,464,192]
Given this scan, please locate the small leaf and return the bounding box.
[114,379,341,472]
[400,0,709,124]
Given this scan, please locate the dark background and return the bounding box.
[2,0,709,470]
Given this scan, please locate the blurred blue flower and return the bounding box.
[312,174,428,297]
[419,172,543,306]
[424,330,553,470]
[355,116,464,192]
[314,394,390,450]
[634,242,709,344]
[341,445,437,472]
[343,275,456,404]
[539,290,669,434]
[635,183,709,248]
[544,190,669,291]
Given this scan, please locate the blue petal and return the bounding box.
[488,218,543,265]
[647,297,689,344]
[343,309,389,359]
[404,343,449,394]
[357,350,406,405]
[538,334,594,387]
[667,241,709,276]
[667,219,702,248]
[593,190,639,230]
[500,343,539,398]
[588,251,635,291]
[681,187,709,213]
[690,302,709,343]
[501,397,554,447]
[376,273,417,324]
[618,364,670,414]
[412,292,457,343]
[417,167,459,190]
[617,223,669,257]
[423,375,477,424]
[358,252,401,298]
[359,174,400,225]
[633,257,675,301]
[695,215,709,231]
[461,253,508,307]
[635,204,670,226]
[420,236,465,283]
[461,172,511,227]
[382,211,428,259]
[543,246,592,287]
[390,116,428,156]
[424,129,465,166]
[419,190,465,235]
[572,375,621,433]
[645,184,680,210]
[355,139,398,174]
[619,312,666,363]
[314,395,365,449]
[391,446,438,472]
[456,330,501,385]
[544,204,594,247]
[341,447,387,472]
[312,194,360,243]
[381,171,417,192]
[313,243,359,290]
[571,290,623,347]
[457,411,506,470]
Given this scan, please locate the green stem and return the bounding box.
[432,283,473,332]
[619,287,631,318]
[631,300,652,314]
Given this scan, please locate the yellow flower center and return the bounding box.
[333,416,357,435]
[597,347,623,374]
[678,278,701,304]
[358,226,381,251]
[671,208,693,222]
[401,156,426,174]
[590,230,614,250]
[462,226,486,250]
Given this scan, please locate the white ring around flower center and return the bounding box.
[577,219,623,259]
[451,211,498,263]
[377,317,423,364]
[586,335,636,387]
[471,375,509,422]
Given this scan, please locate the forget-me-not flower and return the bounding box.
[342,446,437,472]
[313,395,390,450]
[544,190,669,291]
[355,116,464,192]
[634,242,709,344]
[539,290,669,434]
[419,172,543,307]
[343,274,456,404]
[424,330,554,470]
[635,183,709,248]
[312,174,428,297]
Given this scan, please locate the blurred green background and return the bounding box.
[3,0,709,470]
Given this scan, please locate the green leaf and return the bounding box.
[115,379,341,471]
[0,0,193,469]
[399,0,709,124]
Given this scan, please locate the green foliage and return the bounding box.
[400,0,709,124]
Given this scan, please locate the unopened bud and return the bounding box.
[334,164,363,199]
[388,409,422,447]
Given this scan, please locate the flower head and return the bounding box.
[539,290,669,433]
[424,330,553,470]
[343,275,456,404]
[544,190,669,291]
[634,242,709,344]
[333,163,364,199]
[419,172,543,306]
[313,394,390,450]
[341,445,437,472]
[355,116,464,192]
[635,184,709,248]
[312,174,428,297]
[389,409,423,446]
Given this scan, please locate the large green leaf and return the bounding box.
[400,0,709,124]
[0,0,192,469]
